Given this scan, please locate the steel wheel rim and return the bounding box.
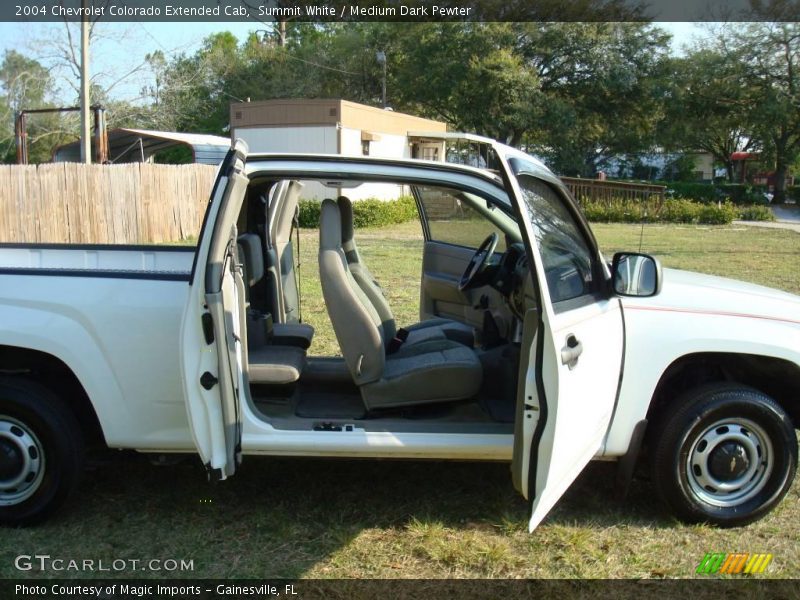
[685,417,773,508]
[0,416,45,506]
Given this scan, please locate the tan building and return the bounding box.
[688,151,715,182]
[230,99,448,200]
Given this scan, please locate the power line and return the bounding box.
[236,1,361,75]
[274,48,360,76]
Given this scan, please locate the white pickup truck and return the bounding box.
[0,140,797,531]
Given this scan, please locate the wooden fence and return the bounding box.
[0,162,220,244]
[561,177,666,205]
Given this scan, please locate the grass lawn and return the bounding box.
[1,222,798,580]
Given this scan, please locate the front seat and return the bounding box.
[318,199,482,410]
[337,195,475,348]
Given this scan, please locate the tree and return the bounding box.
[737,22,800,203]
[688,22,800,202]
[0,50,70,163]
[389,23,540,145]
[661,50,754,182]
[150,23,671,177]
[516,22,672,176]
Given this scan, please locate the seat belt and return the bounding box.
[293,206,303,324]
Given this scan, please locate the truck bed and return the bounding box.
[0,243,195,280]
[0,243,198,450]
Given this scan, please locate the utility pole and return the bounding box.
[278,20,286,47]
[80,0,91,164]
[376,51,387,108]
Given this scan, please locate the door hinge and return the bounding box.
[200,371,219,390]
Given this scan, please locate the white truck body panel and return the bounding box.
[604,268,800,454]
[0,269,193,449]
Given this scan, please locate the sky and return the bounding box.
[0,21,707,105]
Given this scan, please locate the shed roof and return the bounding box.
[53,128,231,164]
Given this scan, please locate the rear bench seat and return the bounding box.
[248,345,307,385]
[237,233,314,385]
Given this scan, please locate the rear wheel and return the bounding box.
[650,383,797,527]
[0,378,83,526]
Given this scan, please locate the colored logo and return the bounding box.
[696,552,773,575]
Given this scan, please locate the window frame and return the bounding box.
[412,184,515,252]
[512,170,610,312]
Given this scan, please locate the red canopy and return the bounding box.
[731,152,757,161]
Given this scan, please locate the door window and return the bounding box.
[516,176,597,306]
[417,186,506,251]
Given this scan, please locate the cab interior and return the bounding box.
[232,174,538,434]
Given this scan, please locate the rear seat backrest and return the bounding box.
[237,233,265,289]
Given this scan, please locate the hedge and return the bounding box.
[787,185,800,203]
[298,196,418,228]
[666,182,770,205]
[581,198,774,224]
[297,195,774,229]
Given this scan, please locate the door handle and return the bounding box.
[560,334,583,369]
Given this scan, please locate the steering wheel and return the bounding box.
[458,232,499,291]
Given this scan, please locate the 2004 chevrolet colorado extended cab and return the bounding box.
[0,139,797,530]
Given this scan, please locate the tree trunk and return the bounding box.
[773,158,788,204]
[724,160,735,183]
[509,130,523,148]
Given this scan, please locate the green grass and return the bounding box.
[2,222,799,580]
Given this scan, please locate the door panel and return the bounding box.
[420,241,507,331]
[498,150,625,532]
[524,300,624,530]
[203,238,244,478]
[181,143,249,480]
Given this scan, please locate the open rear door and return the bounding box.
[180,142,249,480]
[495,146,625,531]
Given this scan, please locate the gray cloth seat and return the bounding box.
[237,233,314,350]
[236,233,313,384]
[318,199,482,410]
[337,196,475,349]
[248,345,306,385]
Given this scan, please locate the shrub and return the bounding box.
[666,182,770,205]
[298,196,418,229]
[665,182,717,203]
[297,200,322,228]
[581,198,740,225]
[716,183,770,205]
[787,185,800,203]
[737,204,775,221]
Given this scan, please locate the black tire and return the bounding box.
[0,377,84,526]
[650,383,797,527]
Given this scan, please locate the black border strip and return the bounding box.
[4,0,797,23]
[0,267,191,282]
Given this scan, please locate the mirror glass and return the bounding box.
[613,253,658,296]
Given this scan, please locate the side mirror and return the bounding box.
[611,252,662,297]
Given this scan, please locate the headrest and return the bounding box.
[319,199,342,251]
[337,196,355,247]
[236,233,264,286]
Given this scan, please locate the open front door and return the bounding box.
[497,148,625,531]
[180,142,249,480]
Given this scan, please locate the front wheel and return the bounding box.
[0,378,83,526]
[650,383,797,527]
